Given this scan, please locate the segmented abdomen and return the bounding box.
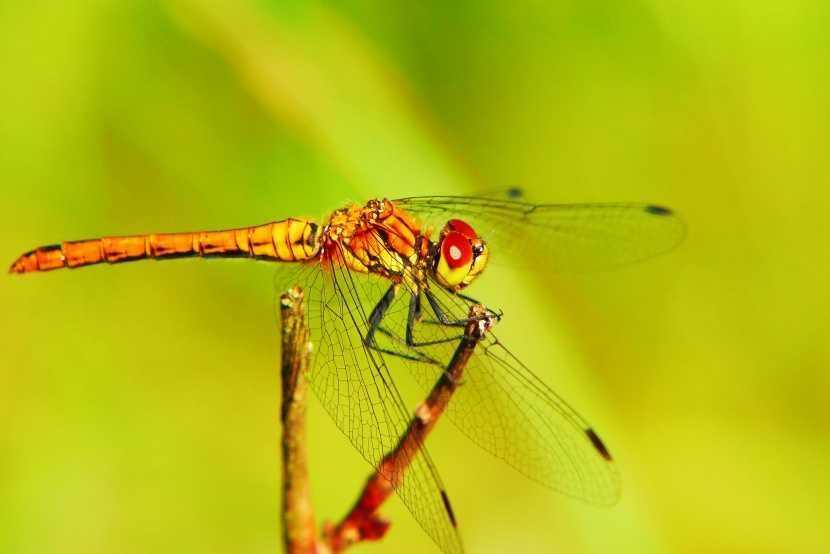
[9,219,320,274]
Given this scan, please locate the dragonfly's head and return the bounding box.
[431,219,489,291]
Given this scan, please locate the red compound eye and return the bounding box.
[441,231,473,269]
[447,219,477,240]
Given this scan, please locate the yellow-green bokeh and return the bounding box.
[1,1,828,553]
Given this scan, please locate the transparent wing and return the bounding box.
[396,195,685,271]
[271,194,641,550]
[370,275,620,505]
[274,258,463,554]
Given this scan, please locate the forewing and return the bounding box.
[396,195,684,270]
[274,258,463,554]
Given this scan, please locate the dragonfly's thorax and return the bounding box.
[317,199,488,291]
[320,199,425,282]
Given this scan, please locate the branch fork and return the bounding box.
[279,286,490,553]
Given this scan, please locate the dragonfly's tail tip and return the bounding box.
[9,255,30,274]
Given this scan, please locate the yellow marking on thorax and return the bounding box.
[321,199,424,279]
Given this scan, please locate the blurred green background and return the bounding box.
[1,1,828,553]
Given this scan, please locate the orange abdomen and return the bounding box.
[9,219,320,274]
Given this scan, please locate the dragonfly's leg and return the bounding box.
[402,289,499,348]
[404,291,467,347]
[363,285,442,363]
[414,290,497,325]
[456,291,503,320]
[373,326,445,367]
[362,285,497,362]
[422,288,500,327]
[363,284,398,350]
[456,291,482,305]
[362,284,444,366]
[404,291,421,346]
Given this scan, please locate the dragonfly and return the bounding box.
[10,195,684,553]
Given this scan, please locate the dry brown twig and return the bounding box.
[280,286,317,554]
[279,286,491,553]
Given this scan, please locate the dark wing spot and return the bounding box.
[441,490,457,527]
[585,428,612,461]
[644,205,673,216]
